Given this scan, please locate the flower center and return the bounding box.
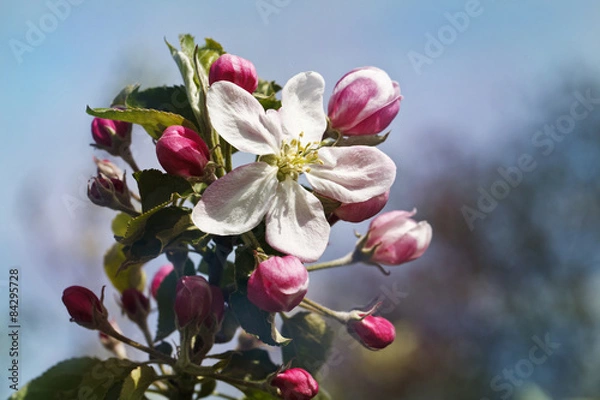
[261,133,322,181]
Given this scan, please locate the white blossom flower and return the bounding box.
[192,72,396,262]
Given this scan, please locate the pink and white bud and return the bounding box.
[151,264,174,299]
[156,126,211,179]
[94,157,124,181]
[271,368,319,400]
[209,54,258,94]
[328,66,402,136]
[91,116,132,153]
[334,191,390,223]
[62,286,108,330]
[362,209,432,265]
[120,288,150,325]
[174,276,212,329]
[347,315,395,350]
[247,256,309,313]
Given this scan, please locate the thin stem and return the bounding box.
[306,252,355,272]
[213,393,238,400]
[103,327,176,364]
[300,298,347,323]
[120,149,141,173]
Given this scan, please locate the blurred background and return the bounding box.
[1,0,600,399]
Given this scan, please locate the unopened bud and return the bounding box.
[361,209,432,266]
[62,286,108,330]
[271,368,319,400]
[347,314,395,350]
[156,126,211,179]
[328,66,402,136]
[209,54,258,94]
[174,276,212,329]
[247,256,309,313]
[91,115,132,155]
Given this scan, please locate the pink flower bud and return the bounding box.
[328,66,402,136]
[247,256,309,313]
[91,117,132,149]
[347,315,395,350]
[174,276,212,328]
[62,286,108,330]
[209,54,258,94]
[271,368,319,400]
[363,209,432,265]
[151,264,174,299]
[156,126,211,178]
[94,157,123,181]
[121,289,150,324]
[334,191,390,223]
[87,175,133,212]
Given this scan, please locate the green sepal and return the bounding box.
[86,106,198,140]
[281,312,334,375]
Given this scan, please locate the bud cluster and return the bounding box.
[48,35,436,400]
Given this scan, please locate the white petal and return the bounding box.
[207,81,280,155]
[192,162,278,235]
[307,146,396,203]
[265,178,330,262]
[280,72,327,144]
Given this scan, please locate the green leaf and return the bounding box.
[220,349,278,381]
[119,206,196,268]
[104,243,146,293]
[196,37,225,77]
[9,357,101,400]
[86,106,198,140]
[179,34,196,60]
[133,169,193,212]
[196,379,217,398]
[281,312,334,375]
[229,290,291,347]
[77,358,141,399]
[214,306,240,344]
[111,84,140,107]
[125,85,197,126]
[119,365,158,400]
[253,79,282,110]
[112,212,132,238]
[165,38,206,139]
[155,260,195,341]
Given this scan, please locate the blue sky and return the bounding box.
[1,0,599,397]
